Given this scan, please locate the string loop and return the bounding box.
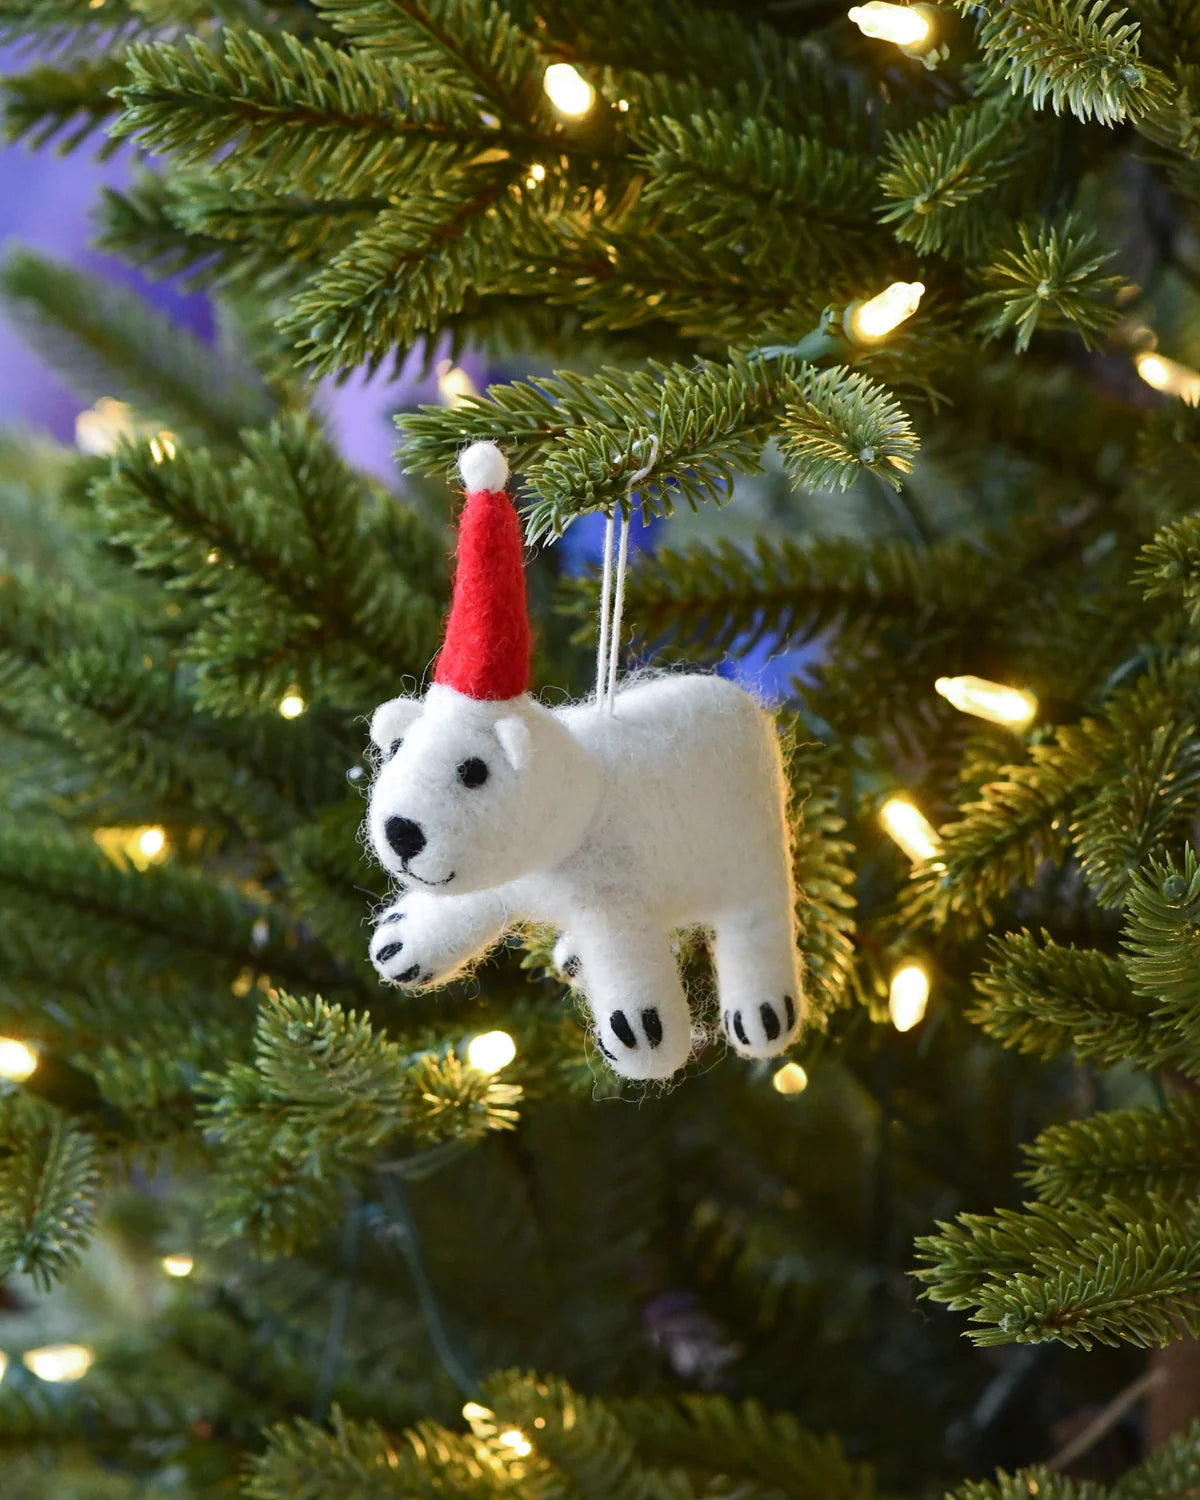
[595,434,659,714]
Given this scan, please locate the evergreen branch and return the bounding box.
[2,57,127,155]
[246,1405,507,1500]
[313,0,551,127]
[778,365,918,493]
[0,1099,101,1290]
[115,31,486,197]
[1138,510,1200,624]
[949,1472,1105,1499]
[878,94,1039,259]
[917,1196,1200,1348]
[400,354,917,538]
[204,992,522,1254]
[969,216,1125,353]
[970,930,1185,1071]
[1023,1097,1200,1207]
[962,0,1174,126]
[613,1391,876,1500]
[95,415,445,712]
[637,111,879,271]
[1122,847,1200,1048]
[1113,1421,1200,1499]
[1071,674,1200,909]
[0,0,145,47]
[0,248,272,448]
[789,739,857,1023]
[278,174,529,378]
[483,1369,693,1500]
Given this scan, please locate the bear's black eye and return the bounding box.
[457,757,489,788]
[386,737,404,760]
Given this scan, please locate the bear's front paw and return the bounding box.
[369,904,435,988]
[724,993,799,1059]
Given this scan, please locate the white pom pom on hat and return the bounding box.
[458,440,509,494]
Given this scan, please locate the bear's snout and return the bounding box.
[385,816,426,862]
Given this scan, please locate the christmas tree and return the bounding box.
[3,0,1200,1494]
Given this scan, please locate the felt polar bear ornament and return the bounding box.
[364,441,803,1081]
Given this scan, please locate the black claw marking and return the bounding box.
[396,964,421,983]
[641,1008,663,1048]
[421,970,434,983]
[610,1010,638,1049]
[733,1011,751,1047]
[597,1037,618,1062]
[380,911,404,925]
[783,993,796,1031]
[562,954,581,979]
[760,1003,781,1042]
[376,941,404,964]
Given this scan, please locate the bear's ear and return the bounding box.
[494,714,531,771]
[369,696,424,751]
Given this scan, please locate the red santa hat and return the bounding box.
[433,441,531,701]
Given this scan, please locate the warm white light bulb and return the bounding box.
[499,1429,533,1457]
[74,397,135,457]
[279,692,306,719]
[137,826,167,860]
[935,676,1038,728]
[466,1030,516,1075]
[771,1061,809,1096]
[889,963,930,1032]
[161,1253,194,1278]
[1135,350,1200,404]
[23,1344,94,1383]
[880,797,941,863]
[0,1351,7,1383]
[437,362,478,406]
[847,281,925,342]
[462,1401,493,1422]
[543,62,594,116]
[848,1,932,46]
[0,1037,38,1083]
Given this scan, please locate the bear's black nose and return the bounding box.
[385,816,426,861]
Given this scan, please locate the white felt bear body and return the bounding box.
[366,672,802,1079]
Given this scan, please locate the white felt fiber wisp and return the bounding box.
[363,444,803,1081]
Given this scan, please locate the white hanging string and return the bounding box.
[595,434,659,714]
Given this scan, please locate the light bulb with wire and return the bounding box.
[466,1030,516,1074]
[880,797,941,863]
[845,282,925,344]
[935,676,1038,728]
[771,1061,809,1095]
[0,1038,37,1083]
[1135,350,1200,404]
[889,963,930,1032]
[543,62,594,116]
[849,1,932,45]
[23,1344,94,1383]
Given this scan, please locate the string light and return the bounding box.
[466,1030,516,1074]
[95,825,170,871]
[889,963,930,1032]
[436,360,478,406]
[880,797,941,863]
[462,1401,493,1423]
[0,1352,7,1383]
[23,1344,94,1383]
[161,1253,194,1278]
[1135,350,1200,404]
[138,826,167,860]
[935,675,1038,728]
[543,62,594,116]
[279,691,306,719]
[75,397,136,457]
[845,281,925,344]
[499,1429,533,1457]
[771,1061,809,1095]
[0,1038,37,1083]
[848,1,933,47]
